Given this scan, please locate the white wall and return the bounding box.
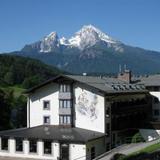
[150,92,160,121]
[0,138,87,160]
[74,84,105,133]
[29,83,59,127]
[28,80,106,132]
[70,144,86,160]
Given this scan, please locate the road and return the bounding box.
[96,138,160,160]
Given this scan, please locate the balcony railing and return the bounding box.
[59,92,72,99]
[111,104,150,114]
[59,108,72,115]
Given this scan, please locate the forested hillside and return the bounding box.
[0,54,63,130]
[0,54,63,88]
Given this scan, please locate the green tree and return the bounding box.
[22,75,43,88]
[11,95,27,128]
[0,89,12,130]
[4,71,14,85]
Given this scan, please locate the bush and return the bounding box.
[111,153,126,160]
[131,132,145,143]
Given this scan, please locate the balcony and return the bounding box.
[59,108,72,115]
[111,104,150,114]
[59,92,72,99]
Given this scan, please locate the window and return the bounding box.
[15,138,23,152]
[1,138,8,151]
[59,115,71,125]
[43,116,50,124]
[43,101,50,110]
[154,109,160,116]
[44,141,52,154]
[60,84,71,92]
[29,140,37,153]
[59,100,71,108]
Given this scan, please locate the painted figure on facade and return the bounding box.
[77,90,98,121]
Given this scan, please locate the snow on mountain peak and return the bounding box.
[27,25,124,53]
[40,32,59,52]
[44,32,58,41]
[68,24,121,50]
[59,37,70,45]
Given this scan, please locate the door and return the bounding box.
[60,144,69,160]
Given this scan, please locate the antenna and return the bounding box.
[119,64,122,73]
[124,64,127,70]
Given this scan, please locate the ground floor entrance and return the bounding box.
[60,144,69,160]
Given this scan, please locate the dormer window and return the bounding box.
[43,101,50,110]
[60,84,71,92]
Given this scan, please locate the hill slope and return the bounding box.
[0,54,63,88]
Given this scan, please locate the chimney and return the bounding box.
[118,69,132,83]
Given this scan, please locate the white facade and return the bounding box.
[0,137,107,160]
[28,83,59,127]
[0,138,59,160]
[70,144,86,160]
[150,92,160,121]
[74,84,105,133]
[0,137,87,160]
[28,81,106,133]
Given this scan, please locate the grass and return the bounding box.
[139,142,160,153]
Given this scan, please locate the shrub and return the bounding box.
[131,132,145,143]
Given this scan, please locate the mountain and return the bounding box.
[0,54,63,88]
[16,25,160,74]
[22,25,124,53]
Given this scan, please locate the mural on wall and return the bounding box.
[76,90,98,121]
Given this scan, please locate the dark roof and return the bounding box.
[66,75,147,94]
[25,74,147,94]
[0,125,105,143]
[136,75,160,87]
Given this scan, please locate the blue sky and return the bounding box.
[0,0,160,52]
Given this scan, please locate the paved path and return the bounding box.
[96,138,160,160]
